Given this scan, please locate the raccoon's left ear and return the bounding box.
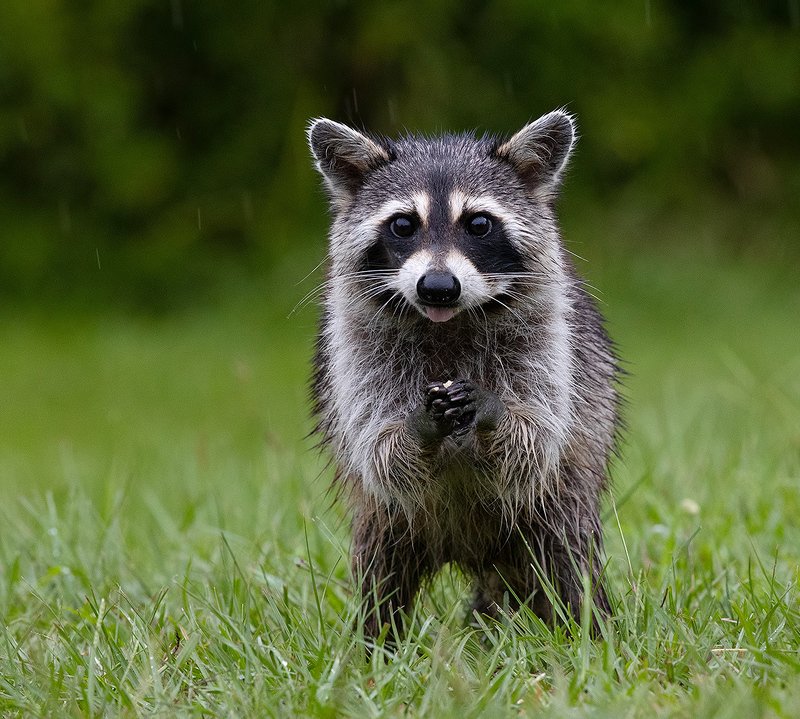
[307,119,391,209]
[493,110,576,192]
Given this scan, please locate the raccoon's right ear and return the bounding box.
[307,119,391,209]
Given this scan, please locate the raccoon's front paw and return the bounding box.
[407,379,504,446]
[426,379,478,438]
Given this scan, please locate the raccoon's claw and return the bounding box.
[410,379,503,445]
[424,382,449,411]
[425,379,478,437]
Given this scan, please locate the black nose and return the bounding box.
[416,272,461,305]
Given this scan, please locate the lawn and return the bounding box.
[1,241,798,717]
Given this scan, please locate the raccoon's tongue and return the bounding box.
[424,306,456,323]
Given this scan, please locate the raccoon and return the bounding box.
[307,110,620,642]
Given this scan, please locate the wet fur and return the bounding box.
[308,113,621,642]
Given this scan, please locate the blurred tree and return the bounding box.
[0,0,797,307]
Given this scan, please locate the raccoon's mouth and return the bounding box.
[421,305,458,323]
[368,289,458,322]
[419,292,516,322]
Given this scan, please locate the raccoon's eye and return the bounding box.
[466,214,492,237]
[389,215,417,239]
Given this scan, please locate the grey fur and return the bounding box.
[307,111,621,643]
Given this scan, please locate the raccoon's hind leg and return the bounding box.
[468,568,508,621]
[351,502,435,645]
[524,529,609,631]
[513,508,610,630]
[468,513,609,632]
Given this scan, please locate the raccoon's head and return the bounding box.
[308,110,575,324]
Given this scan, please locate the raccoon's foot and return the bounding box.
[407,379,505,445]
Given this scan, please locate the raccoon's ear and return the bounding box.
[307,119,391,208]
[493,110,576,191]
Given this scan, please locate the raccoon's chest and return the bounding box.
[381,327,501,397]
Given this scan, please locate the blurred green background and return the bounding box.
[2,6,800,712]
[1,6,799,712]
[1,0,798,309]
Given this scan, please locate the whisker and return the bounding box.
[291,270,401,313]
[289,284,329,317]
[294,258,327,286]
[485,296,528,326]
[350,285,395,307]
[562,246,588,263]
[368,292,404,328]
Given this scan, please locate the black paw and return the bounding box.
[425,379,477,438]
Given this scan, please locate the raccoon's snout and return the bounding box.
[416,272,461,306]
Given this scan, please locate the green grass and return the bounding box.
[1,245,799,717]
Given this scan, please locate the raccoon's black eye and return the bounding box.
[389,215,417,238]
[466,214,492,237]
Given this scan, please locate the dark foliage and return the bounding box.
[1,1,798,306]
